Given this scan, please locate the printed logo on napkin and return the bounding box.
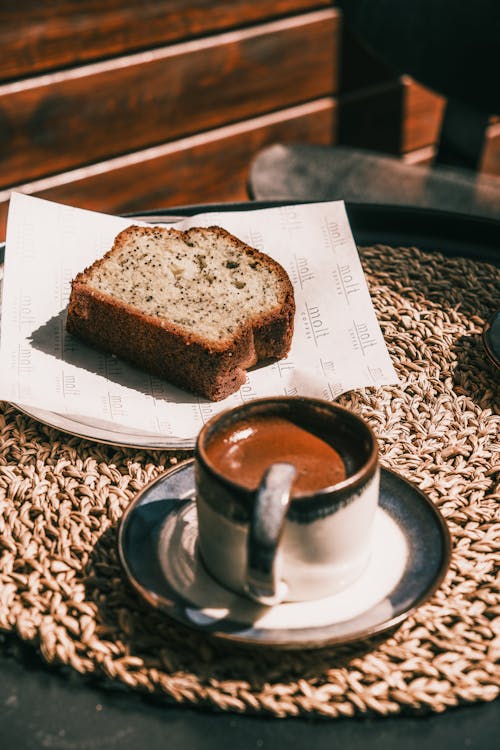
[0,194,398,443]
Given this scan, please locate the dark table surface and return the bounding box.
[1,202,498,749]
[1,632,498,750]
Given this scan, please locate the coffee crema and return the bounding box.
[205,415,346,495]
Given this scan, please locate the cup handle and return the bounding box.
[245,462,297,606]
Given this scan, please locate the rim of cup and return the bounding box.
[196,396,379,503]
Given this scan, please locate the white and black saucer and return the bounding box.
[118,460,451,650]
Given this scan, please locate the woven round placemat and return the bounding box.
[0,244,499,718]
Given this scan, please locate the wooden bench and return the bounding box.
[0,1,338,238]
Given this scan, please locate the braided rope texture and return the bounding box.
[0,245,498,718]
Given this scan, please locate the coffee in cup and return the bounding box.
[195,397,379,605]
[204,414,347,494]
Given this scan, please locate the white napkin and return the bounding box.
[0,193,398,445]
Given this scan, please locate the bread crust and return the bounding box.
[66,225,295,401]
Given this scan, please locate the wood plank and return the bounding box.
[403,77,445,153]
[0,0,334,81]
[405,121,500,178]
[338,77,444,154]
[0,10,339,188]
[0,98,336,240]
[402,146,435,166]
[396,117,500,177]
[412,117,500,177]
[480,121,500,176]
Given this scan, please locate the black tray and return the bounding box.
[1,200,498,750]
[2,201,499,264]
[136,200,500,264]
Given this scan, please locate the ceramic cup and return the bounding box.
[194,397,379,605]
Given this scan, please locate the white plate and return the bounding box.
[11,402,193,450]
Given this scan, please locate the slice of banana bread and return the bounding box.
[66,225,295,400]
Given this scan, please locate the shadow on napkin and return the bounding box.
[29,308,198,405]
